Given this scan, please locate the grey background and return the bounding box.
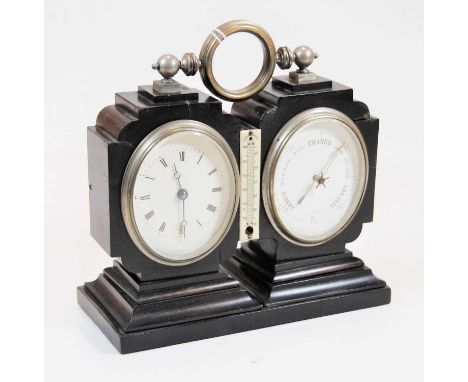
[45,0,423,380]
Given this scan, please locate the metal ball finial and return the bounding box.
[276,45,318,72]
[152,53,201,93]
[293,46,318,72]
[153,54,180,80]
[152,53,200,80]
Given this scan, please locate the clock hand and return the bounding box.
[179,216,187,238]
[173,164,182,188]
[174,164,188,238]
[181,199,186,239]
[297,143,345,205]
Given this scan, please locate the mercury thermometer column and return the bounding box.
[239,130,261,241]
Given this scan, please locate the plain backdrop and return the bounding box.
[45,0,423,381]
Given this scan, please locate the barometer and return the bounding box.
[263,108,368,246]
[225,41,390,310]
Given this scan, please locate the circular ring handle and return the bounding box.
[199,20,276,101]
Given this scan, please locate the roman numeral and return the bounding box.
[179,151,185,161]
[212,187,222,192]
[208,168,217,176]
[196,219,203,226]
[144,176,155,180]
[207,204,217,212]
[159,222,166,232]
[139,194,150,200]
[197,153,204,164]
[160,158,167,167]
[145,210,155,220]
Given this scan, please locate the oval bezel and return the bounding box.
[262,107,369,246]
[121,120,240,266]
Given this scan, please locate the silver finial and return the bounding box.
[152,53,201,93]
[275,45,318,73]
[276,45,319,83]
[293,46,319,73]
[151,53,201,79]
[152,54,180,80]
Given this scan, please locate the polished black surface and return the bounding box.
[79,77,390,354]
[87,83,245,281]
[78,260,389,354]
[224,76,388,307]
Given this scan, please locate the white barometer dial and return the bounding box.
[262,108,368,246]
[121,120,239,265]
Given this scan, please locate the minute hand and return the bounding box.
[173,164,186,238]
[297,143,345,205]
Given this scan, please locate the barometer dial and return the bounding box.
[262,108,368,246]
[121,120,239,265]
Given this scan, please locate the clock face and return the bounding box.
[121,120,239,265]
[263,108,368,246]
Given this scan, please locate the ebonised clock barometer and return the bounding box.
[78,20,390,354]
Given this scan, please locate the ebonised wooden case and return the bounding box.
[78,78,390,354]
[78,85,262,353]
[223,75,390,309]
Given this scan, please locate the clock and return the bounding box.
[121,120,239,265]
[78,20,390,354]
[262,108,368,246]
[78,83,262,354]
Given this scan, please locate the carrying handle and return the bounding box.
[152,20,318,101]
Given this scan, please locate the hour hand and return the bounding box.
[173,164,182,187]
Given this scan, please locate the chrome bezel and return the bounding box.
[262,108,369,246]
[121,120,240,266]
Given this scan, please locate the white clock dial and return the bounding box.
[121,120,239,265]
[263,108,368,245]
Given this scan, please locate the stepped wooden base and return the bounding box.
[223,244,389,308]
[77,252,390,354]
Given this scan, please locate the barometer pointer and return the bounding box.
[297,143,345,205]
